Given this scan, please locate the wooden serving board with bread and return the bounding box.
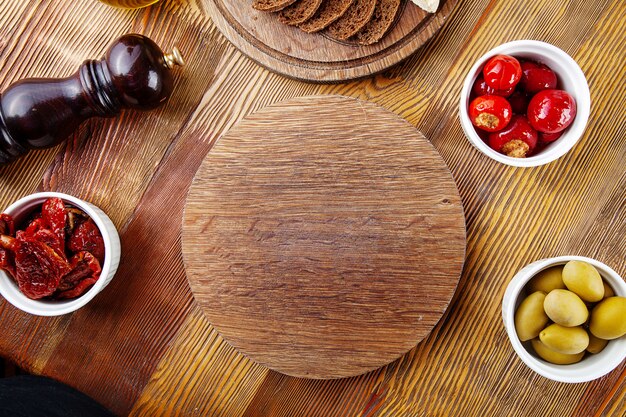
[205,0,457,82]
[182,95,466,379]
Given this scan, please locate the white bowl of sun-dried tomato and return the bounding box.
[0,192,120,316]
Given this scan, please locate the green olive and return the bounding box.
[527,266,565,294]
[586,334,609,354]
[589,296,626,340]
[539,324,589,354]
[531,338,584,365]
[543,289,588,327]
[562,260,604,302]
[603,281,615,298]
[515,291,549,341]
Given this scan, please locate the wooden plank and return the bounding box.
[0,0,622,416]
[597,368,625,417]
[131,306,269,416]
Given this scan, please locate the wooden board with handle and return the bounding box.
[182,95,466,379]
[204,0,458,82]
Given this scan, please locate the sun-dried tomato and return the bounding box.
[14,236,71,299]
[0,234,16,251]
[1,198,105,301]
[66,207,88,233]
[0,234,17,280]
[68,219,105,264]
[24,218,48,236]
[0,247,15,280]
[31,229,66,260]
[56,276,98,299]
[0,214,15,236]
[57,251,101,293]
[41,197,67,245]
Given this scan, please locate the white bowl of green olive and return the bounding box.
[502,256,626,383]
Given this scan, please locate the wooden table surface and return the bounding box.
[0,0,624,416]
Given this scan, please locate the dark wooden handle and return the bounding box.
[0,34,183,164]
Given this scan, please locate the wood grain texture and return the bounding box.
[182,95,465,379]
[0,0,624,416]
[204,0,458,82]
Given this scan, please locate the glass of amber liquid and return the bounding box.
[99,0,160,8]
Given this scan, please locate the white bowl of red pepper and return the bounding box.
[0,192,120,316]
[459,40,590,167]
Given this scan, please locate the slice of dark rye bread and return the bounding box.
[326,0,377,40]
[299,0,356,33]
[279,0,323,25]
[252,0,298,12]
[354,0,401,45]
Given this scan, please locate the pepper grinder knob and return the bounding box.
[0,34,184,165]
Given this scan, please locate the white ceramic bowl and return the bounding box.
[459,40,591,167]
[0,192,121,316]
[502,256,626,383]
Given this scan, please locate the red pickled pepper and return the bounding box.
[469,95,512,132]
[519,60,557,94]
[488,115,538,158]
[539,131,563,143]
[472,75,514,98]
[483,55,522,91]
[527,89,577,134]
[508,91,529,115]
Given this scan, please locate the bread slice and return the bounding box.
[325,0,377,40]
[354,0,401,45]
[279,0,324,25]
[253,0,298,12]
[299,0,356,33]
[410,0,439,13]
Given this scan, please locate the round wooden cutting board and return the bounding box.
[182,95,466,379]
[203,0,457,82]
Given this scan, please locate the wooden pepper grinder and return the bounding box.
[0,34,184,165]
